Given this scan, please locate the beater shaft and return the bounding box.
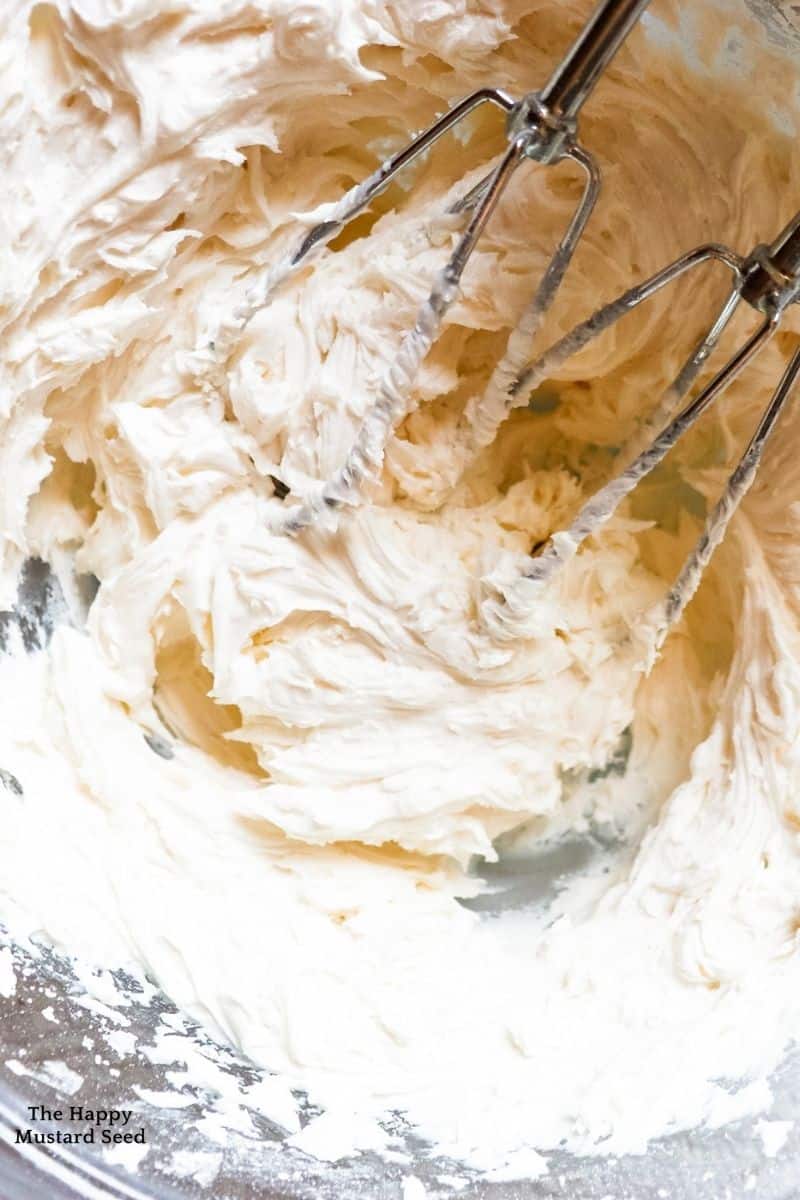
[540,0,652,123]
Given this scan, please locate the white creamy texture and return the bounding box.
[2,0,800,1171]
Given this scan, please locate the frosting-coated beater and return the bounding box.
[201,0,800,659]
[202,0,651,532]
[479,209,800,648]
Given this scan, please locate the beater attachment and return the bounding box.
[199,0,651,530]
[481,210,800,645]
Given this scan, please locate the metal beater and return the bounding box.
[478,210,800,647]
[202,0,652,531]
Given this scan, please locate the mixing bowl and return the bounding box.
[1,894,800,1200]
[2,2,800,1194]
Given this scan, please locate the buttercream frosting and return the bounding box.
[2,0,800,1171]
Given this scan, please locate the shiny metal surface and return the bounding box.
[538,0,651,121]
